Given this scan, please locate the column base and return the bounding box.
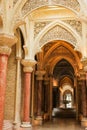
[13,121,21,129]
[81,117,87,127]
[34,116,43,126]
[21,122,31,128]
[43,113,49,121]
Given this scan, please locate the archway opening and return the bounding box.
[52,59,76,118]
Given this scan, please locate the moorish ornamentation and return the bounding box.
[34,21,50,38]
[39,25,77,47]
[63,20,82,36]
[22,0,80,17]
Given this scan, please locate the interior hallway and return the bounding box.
[19,118,84,130]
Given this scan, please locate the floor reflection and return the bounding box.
[20,118,84,130]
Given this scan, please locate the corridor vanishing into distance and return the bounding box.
[19,118,84,130]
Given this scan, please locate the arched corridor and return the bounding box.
[1,1,87,130]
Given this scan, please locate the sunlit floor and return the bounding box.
[19,118,85,130]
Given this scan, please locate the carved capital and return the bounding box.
[79,70,86,80]
[35,70,46,80]
[0,46,11,55]
[44,77,50,85]
[21,59,37,72]
[0,34,17,47]
[81,58,87,72]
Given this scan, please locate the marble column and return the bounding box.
[43,77,50,120]
[0,35,17,130]
[80,72,87,127]
[35,70,45,125]
[81,78,87,117]
[21,59,36,127]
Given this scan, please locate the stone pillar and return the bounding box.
[13,57,21,128]
[35,70,45,125]
[43,77,50,121]
[0,47,10,130]
[49,76,53,120]
[80,71,87,127]
[0,35,17,130]
[81,60,87,127]
[44,78,49,112]
[21,59,36,127]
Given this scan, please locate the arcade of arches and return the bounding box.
[1,0,87,130]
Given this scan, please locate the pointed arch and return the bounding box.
[43,41,82,70]
[34,20,82,54]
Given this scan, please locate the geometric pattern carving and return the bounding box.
[22,0,80,17]
[39,25,77,47]
[34,21,50,38]
[64,20,82,36]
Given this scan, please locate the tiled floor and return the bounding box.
[18,118,85,130]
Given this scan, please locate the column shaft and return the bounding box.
[0,54,8,130]
[14,59,21,126]
[23,72,31,122]
[81,79,87,117]
[37,80,42,116]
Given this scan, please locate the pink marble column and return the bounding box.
[0,54,8,130]
[23,72,31,122]
[21,59,36,127]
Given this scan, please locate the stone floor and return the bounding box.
[18,118,85,130]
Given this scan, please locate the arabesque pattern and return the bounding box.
[39,25,77,47]
[22,0,80,17]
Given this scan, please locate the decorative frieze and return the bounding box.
[22,0,80,17]
[39,25,77,47]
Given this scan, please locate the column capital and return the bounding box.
[21,59,37,72]
[0,34,17,47]
[44,77,50,85]
[81,58,87,72]
[0,46,11,55]
[79,69,86,80]
[35,70,46,80]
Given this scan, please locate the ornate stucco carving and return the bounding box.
[63,20,82,36]
[13,0,18,5]
[39,25,77,47]
[22,0,80,17]
[34,21,50,38]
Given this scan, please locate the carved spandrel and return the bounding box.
[39,25,77,47]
